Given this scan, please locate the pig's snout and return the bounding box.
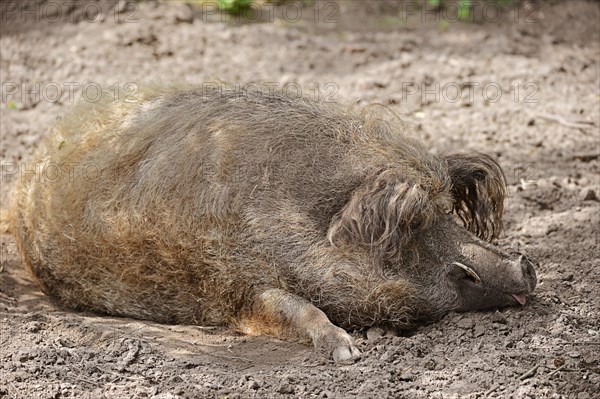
[450,242,539,311]
[508,254,537,306]
[519,254,537,291]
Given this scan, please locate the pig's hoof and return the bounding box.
[314,325,361,362]
[332,344,361,363]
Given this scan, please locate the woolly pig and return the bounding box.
[11,86,537,361]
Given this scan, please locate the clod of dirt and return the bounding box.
[366,326,386,341]
[457,317,475,330]
[172,4,194,24]
[579,188,598,201]
[277,383,295,394]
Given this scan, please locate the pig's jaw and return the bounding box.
[453,274,533,311]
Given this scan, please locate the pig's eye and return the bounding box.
[452,262,482,285]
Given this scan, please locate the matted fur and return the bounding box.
[11,86,520,335]
[446,153,506,241]
[327,168,453,262]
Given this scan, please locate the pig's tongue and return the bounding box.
[512,294,527,306]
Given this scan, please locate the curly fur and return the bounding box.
[446,153,506,241]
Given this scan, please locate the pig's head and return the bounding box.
[417,215,537,315]
[328,152,537,320]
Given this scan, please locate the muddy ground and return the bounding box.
[0,0,599,398]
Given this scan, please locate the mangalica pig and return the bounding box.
[11,86,537,361]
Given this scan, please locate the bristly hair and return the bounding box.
[445,153,507,242]
[327,168,452,262]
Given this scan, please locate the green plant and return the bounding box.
[458,0,471,20]
[216,0,254,14]
[427,0,472,20]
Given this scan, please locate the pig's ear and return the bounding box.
[445,152,506,241]
[327,169,444,261]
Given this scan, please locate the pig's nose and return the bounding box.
[519,255,537,290]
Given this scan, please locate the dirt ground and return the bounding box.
[1,0,599,398]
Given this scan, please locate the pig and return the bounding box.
[11,86,537,361]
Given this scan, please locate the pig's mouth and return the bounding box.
[452,262,531,309]
[510,293,527,306]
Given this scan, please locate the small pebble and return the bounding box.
[580,188,598,201]
[457,317,475,330]
[277,384,294,394]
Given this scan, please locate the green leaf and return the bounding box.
[458,0,471,20]
[217,0,253,13]
[7,101,17,110]
[58,140,66,150]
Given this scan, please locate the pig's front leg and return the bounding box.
[238,288,361,362]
